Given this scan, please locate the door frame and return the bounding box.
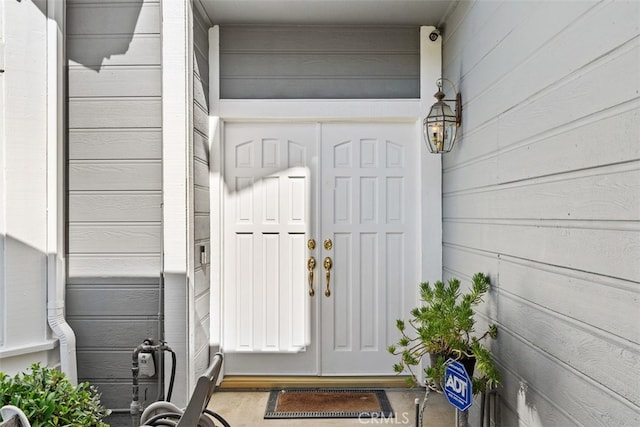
[208,26,444,374]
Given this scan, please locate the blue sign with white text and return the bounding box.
[443,359,473,411]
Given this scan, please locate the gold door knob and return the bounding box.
[307,256,316,297]
[323,256,333,297]
[323,238,333,251]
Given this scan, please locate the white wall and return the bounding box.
[441,1,639,425]
[0,0,60,374]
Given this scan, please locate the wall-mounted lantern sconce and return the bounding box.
[423,78,461,154]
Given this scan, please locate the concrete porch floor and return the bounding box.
[206,388,455,427]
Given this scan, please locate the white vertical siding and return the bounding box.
[441,1,640,426]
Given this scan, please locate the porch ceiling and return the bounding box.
[197,0,457,26]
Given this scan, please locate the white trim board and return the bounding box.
[218,99,421,121]
[162,0,191,408]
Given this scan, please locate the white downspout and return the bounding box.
[47,256,78,385]
[46,0,77,385]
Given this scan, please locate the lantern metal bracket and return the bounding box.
[434,78,462,126]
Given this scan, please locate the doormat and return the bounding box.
[264,388,394,419]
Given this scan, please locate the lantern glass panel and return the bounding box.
[423,101,458,153]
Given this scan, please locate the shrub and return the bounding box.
[388,273,500,393]
[0,363,110,426]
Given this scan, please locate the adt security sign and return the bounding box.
[443,359,473,411]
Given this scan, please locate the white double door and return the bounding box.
[222,122,418,375]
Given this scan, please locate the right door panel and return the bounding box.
[320,122,419,375]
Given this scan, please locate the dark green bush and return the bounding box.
[0,363,110,426]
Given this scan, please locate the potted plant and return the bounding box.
[388,272,500,395]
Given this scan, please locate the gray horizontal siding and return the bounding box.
[98,380,158,418]
[68,66,161,97]
[444,221,637,282]
[192,4,211,379]
[66,1,162,423]
[68,193,162,222]
[68,98,161,128]
[68,161,162,191]
[221,78,419,99]
[444,164,639,221]
[68,129,161,160]
[66,1,159,35]
[68,224,160,254]
[68,34,161,67]
[72,319,159,349]
[67,256,160,281]
[442,1,640,426]
[219,25,419,99]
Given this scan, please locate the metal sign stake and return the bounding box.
[456,409,469,427]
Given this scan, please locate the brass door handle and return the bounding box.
[323,256,333,297]
[307,256,316,297]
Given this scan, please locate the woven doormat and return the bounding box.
[264,388,394,419]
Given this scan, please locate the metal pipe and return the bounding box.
[130,340,176,427]
[110,408,134,414]
[483,389,497,427]
[131,341,154,427]
[456,409,469,427]
[157,286,165,401]
[158,201,166,400]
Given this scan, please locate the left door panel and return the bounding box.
[222,123,318,362]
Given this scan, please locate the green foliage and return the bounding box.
[389,272,501,394]
[0,363,110,427]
